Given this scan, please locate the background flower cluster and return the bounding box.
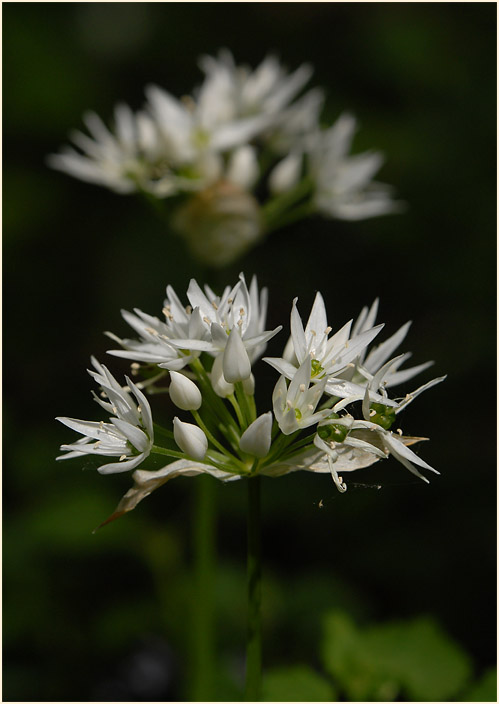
[4,3,496,701]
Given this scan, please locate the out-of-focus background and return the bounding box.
[3,3,496,702]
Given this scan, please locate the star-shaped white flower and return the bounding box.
[57,359,154,474]
[272,356,332,435]
[308,113,402,220]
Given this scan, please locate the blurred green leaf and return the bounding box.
[262,664,336,702]
[321,611,473,701]
[460,668,497,702]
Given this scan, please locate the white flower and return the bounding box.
[239,412,273,458]
[349,298,435,388]
[308,113,402,220]
[198,49,313,126]
[168,371,202,411]
[57,359,153,474]
[106,306,203,370]
[264,292,391,404]
[159,273,281,366]
[173,417,208,460]
[48,104,177,197]
[145,81,272,165]
[272,356,332,435]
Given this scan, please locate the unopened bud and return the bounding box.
[211,353,234,398]
[169,371,202,411]
[173,417,208,460]
[268,152,302,194]
[239,412,273,458]
[223,327,251,383]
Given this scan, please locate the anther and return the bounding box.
[203,316,211,325]
[185,305,192,314]
[369,409,376,417]
[325,326,332,335]
[211,301,218,310]
[112,407,118,414]
[119,454,127,461]
[307,404,314,411]
[286,400,293,409]
[397,428,403,435]
[299,384,306,392]
[137,405,142,413]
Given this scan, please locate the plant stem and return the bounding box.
[245,476,262,701]
[191,474,217,701]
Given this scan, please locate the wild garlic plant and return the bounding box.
[57,273,444,524]
[49,51,402,267]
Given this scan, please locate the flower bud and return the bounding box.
[172,180,263,268]
[211,353,235,398]
[173,417,208,460]
[242,373,255,396]
[268,152,302,194]
[169,371,202,411]
[223,327,252,383]
[227,146,259,189]
[239,412,273,458]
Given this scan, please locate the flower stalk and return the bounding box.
[245,476,262,702]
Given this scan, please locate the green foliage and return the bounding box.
[460,668,497,702]
[262,664,336,702]
[321,610,473,701]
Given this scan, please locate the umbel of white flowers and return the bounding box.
[57,274,445,526]
[48,51,402,267]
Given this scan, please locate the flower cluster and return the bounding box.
[49,51,401,266]
[57,274,444,525]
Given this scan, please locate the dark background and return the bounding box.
[3,2,496,701]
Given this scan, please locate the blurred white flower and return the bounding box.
[308,113,402,220]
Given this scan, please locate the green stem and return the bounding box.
[191,475,217,701]
[150,444,184,459]
[245,476,262,701]
[264,201,316,235]
[228,393,246,428]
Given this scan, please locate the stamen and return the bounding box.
[325,326,332,335]
[299,384,306,392]
[203,316,211,325]
[137,405,142,413]
[185,305,192,314]
[369,409,376,417]
[211,301,218,310]
[145,327,159,336]
[112,407,118,414]
[286,400,293,409]
[397,428,403,435]
[119,454,128,461]
[307,404,314,411]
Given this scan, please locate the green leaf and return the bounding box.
[262,665,336,702]
[460,668,497,702]
[321,611,473,702]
